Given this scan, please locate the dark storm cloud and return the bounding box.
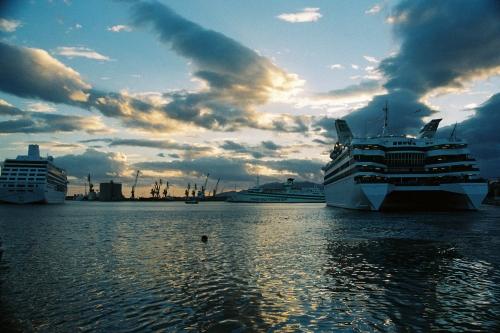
[382,0,500,94]
[55,149,127,180]
[439,93,500,178]
[0,100,107,134]
[342,0,500,136]
[131,0,307,132]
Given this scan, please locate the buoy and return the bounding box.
[201,235,208,243]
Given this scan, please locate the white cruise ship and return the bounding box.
[0,145,68,204]
[323,114,488,210]
[228,178,325,203]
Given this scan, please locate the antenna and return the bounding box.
[382,101,389,136]
[449,122,458,141]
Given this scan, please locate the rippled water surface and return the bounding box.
[1,202,500,332]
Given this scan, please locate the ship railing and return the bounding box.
[355,175,486,185]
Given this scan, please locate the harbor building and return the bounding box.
[99,181,123,201]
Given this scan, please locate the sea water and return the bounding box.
[1,202,499,331]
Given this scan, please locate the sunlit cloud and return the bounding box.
[107,24,132,32]
[365,4,382,15]
[0,18,22,32]
[363,55,379,63]
[277,8,322,23]
[54,46,111,61]
[25,102,56,113]
[329,64,344,70]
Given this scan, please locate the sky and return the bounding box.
[0,0,499,197]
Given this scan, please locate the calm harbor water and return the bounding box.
[1,202,500,332]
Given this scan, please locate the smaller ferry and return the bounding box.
[228,178,325,203]
[0,145,68,204]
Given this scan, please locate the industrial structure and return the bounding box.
[99,181,123,201]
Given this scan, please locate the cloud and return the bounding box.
[131,1,306,132]
[319,80,384,100]
[0,99,108,134]
[277,8,322,23]
[108,138,213,153]
[0,42,180,133]
[351,64,359,70]
[25,102,56,113]
[0,18,21,32]
[382,1,500,96]
[329,64,344,70]
[296,79,385,114]
[363,55,379,63]
[54,46,111,61]
[344,0,500,136]
[365,4,382,15]
[0,41,91,104]
[440,93,500,178]
[134,156,324,183]
[55,149,128,180]
[1,4,310,135]
[219,140,284,159]
[107,24,132,32]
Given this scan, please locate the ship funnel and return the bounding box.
[335,119,353,145]
[28,144,40,159]
[419,119,442,139]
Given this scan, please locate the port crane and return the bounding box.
[199,173,209,199]
[163,181,169,198]
[212,177,220,197]
[130,170,140,199]
[87,173,97,200]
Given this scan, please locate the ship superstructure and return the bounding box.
[323,114,487,210]
[228,178,325,203]
[0,145,67,204]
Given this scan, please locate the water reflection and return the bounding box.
[324,236,500,331]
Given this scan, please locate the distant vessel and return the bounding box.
[228,178,325,203]
[0,145,68,204]
[323,105,487,210]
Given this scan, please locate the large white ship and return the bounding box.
[0,145,68,204]
[228,178,325,203]
[323,109,488,211]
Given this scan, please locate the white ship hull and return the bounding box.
[325,175,487,211]
[228,192,325,203]
[0,186,66,204]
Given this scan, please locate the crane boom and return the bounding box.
[203,173,210,190]
[131,170,140,199]
[213,177,220,196]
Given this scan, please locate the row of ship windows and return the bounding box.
[351,154,472,164]
[1,173,45,176]
[0,177,45,181]
[392,141,417,146]
[1,184,40,188]
[352,144,467,150]
[325,164,479,182]
[1,168,46,172]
